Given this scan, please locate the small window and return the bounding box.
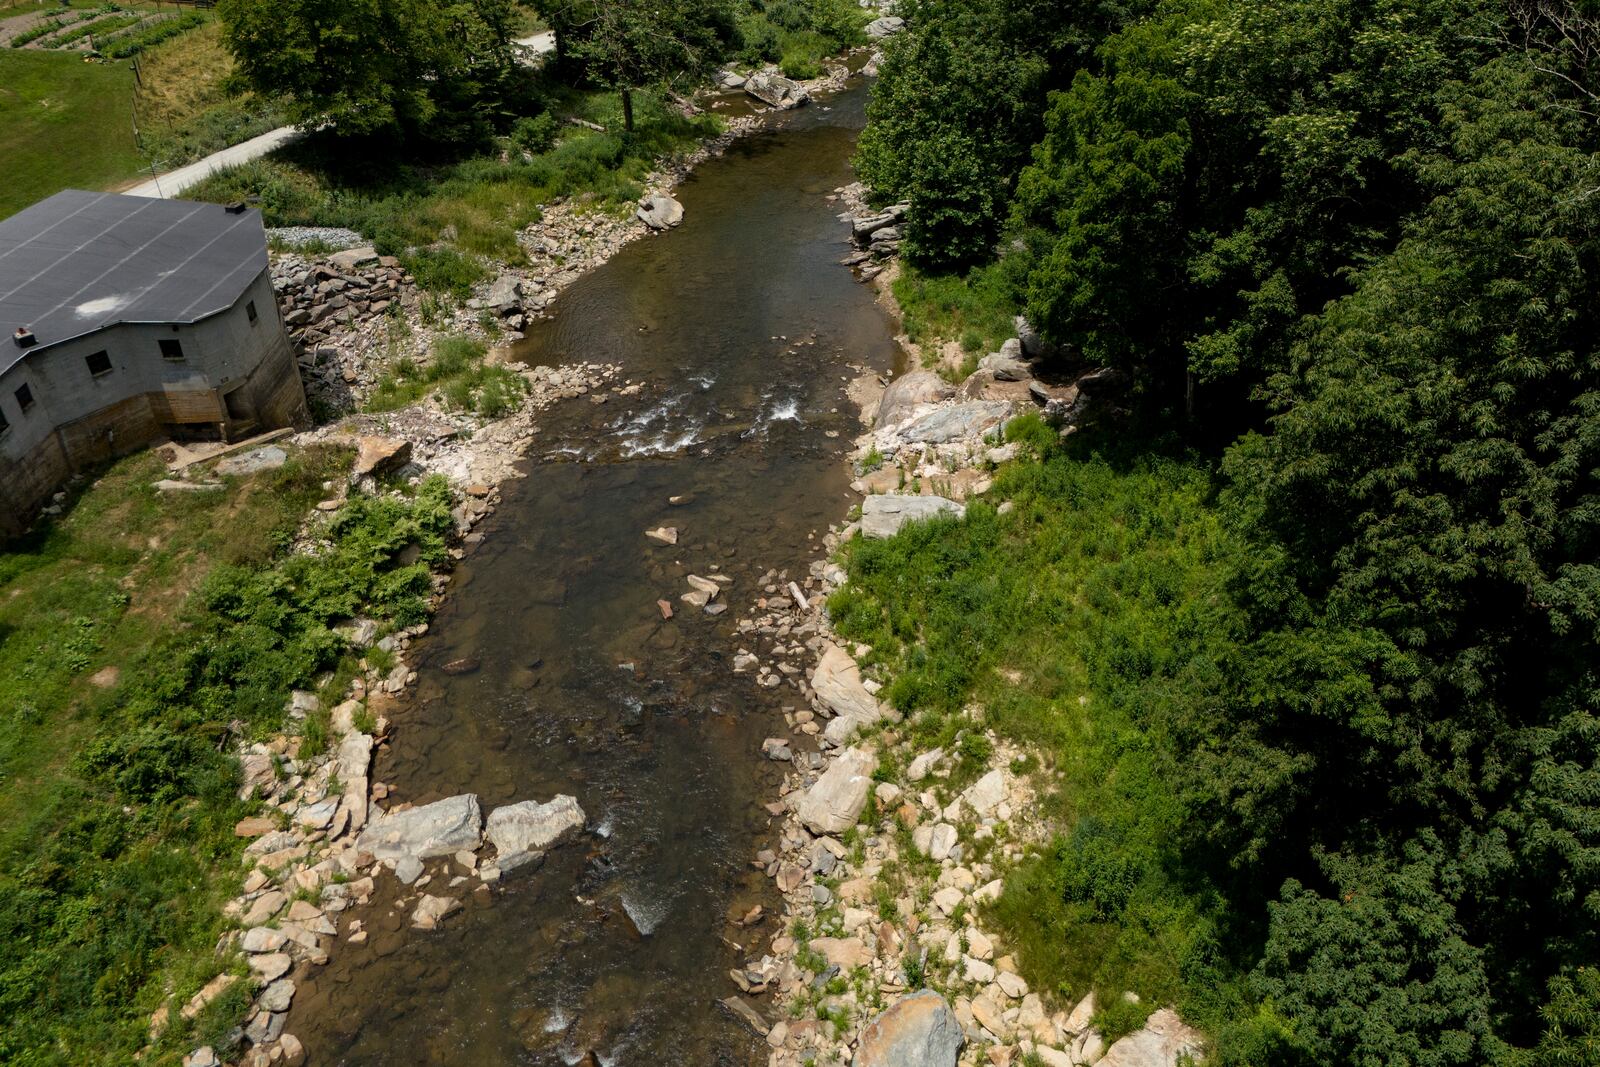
[0,406,8,434]
[159,338,184,361]
[15,384,33,412]
[246,300,258,324]
[86,350,112,377]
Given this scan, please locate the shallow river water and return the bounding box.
[287,80,902,1065]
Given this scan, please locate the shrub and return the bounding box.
[510,112,560,155]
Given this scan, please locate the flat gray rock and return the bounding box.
[853,991,963,1067]
[795,747,875,835]
[1097,1008,1205,1067]
[875,369,955,429]
[745,71,810,109]
[637,195,684,230]
[216,446,287,476]
[898,401,1011,444]
[485,795,585,856]
[861,495,964,539]
[356,794,482,862]
[979,339,1031,381]
[865,15,906,39]
[813,642,889,744]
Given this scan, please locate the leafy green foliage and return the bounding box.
[103,11,209,59]
[217,0,515,143]
[541,0,735,129]
[855,0,1600,1058]
[0,450,455,1065]
[369,334,528,415]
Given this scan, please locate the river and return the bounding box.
[286,78,902,1065]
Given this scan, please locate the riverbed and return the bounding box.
[285,80,902,1065]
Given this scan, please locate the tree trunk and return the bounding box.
[622,88,634,132]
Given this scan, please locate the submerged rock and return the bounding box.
[485,795,585,856]
[860,495,964,539]
[853,990,964,1067]
[356,794,482,862]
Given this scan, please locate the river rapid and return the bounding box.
[286,80,902,1065]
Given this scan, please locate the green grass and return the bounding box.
[0,448,457,1065]
[187,85,719,285]
[829,417,1257,1038]
[892,259,1023,364]
[368,334,527,416]
[0,49,139,218]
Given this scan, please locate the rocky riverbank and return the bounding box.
[161,54,894,1067]
[711,199,1204,1067]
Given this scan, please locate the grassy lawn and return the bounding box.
[0,49,139,218]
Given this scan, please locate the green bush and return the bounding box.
[399,247,488,299]
[510,112,560,155]
[0,453,456,1064]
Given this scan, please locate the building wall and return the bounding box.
[0,268,308,536]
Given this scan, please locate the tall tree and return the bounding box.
[540,0,735,131]
[217,0,514,143]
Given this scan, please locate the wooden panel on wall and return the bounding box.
[150,386,224,425]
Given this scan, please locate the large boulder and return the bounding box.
[637,195,684,230]
[484,795,585,855]
[978,339,1031,381]
[875,369,955,429]
[795,747,876,834]
[745,71,810,109]
[352,435,412,478]
[1097,1008,1205,1067]
[357,794,482,862]
[487,273,522,314]
[813,643,889,743]
[1015,314,1057,360]
[853,991,964,1067]
[898,401,1012,444]
[865,15,906,39]
[861,495,964,539]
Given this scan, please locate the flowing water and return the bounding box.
[287,80,902,1065]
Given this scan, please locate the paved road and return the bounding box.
[123,124,303,199]
[123,31,556,200]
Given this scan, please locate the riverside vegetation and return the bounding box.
[0,3,873,1062]
[189,0,871,293]
[842,0,1600,1062]
[0,448,457,1064]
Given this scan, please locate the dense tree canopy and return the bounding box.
[536,0,738,129]
[861,0,1600,1061]
[217,0,516,143]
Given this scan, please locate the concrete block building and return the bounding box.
[0,190,307,535]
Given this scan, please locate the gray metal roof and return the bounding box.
[0,189,268,371]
